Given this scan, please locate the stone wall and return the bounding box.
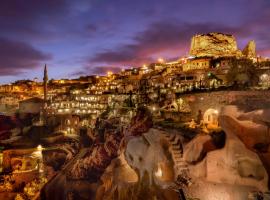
[180,90,270,119]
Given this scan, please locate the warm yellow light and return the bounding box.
[37,145,43,151]
[107,71,113,76]
[155,166,162,177]
[158,58,164,63]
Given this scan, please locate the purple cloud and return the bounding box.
[89,21,245,67]
[0,37,51,75]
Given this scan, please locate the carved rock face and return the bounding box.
[125,129,174,185]
[184,131,226,164]
[189,33,243,57]
[183,134,213,164]
[204,132,268,191]
[187,106,269,190]
[96,130,177,200]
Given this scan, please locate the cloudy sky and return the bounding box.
[0,0,269,83]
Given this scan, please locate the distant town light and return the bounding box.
[158,58,164,63]
[107,71,113,76]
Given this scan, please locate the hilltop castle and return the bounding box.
[189,32,256,58]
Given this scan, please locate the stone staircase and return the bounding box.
[162,132,188,179]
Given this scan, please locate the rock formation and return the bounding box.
[68,131,122,180]
[183,105,269,199]
[94,107,185,200]
[124,106,153,138]
[242,40,256,58]
[221,106,270,150]
[183,132,225,164]
[125,128,175,185]
[96,128,182,200]
[189,33,243,57]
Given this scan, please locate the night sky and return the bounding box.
[0,0,269,83]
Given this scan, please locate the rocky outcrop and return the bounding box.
[183,131,226,164]
[96,128,180,200]
[67,107,153,180]
[183,134,213,164]
[95,153,139,200]
[43,150,68,171]
[68,132,122,180]
[221,106,270,150]
[125,128,175,185]
[182,106,269,199]
[124,106,153,138]
[96,153,179,200]
[202,130,268,191]
[243,40,256,58]
[189,32,243,57]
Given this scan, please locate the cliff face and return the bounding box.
[242,40,256,58]
[189,33,242,57]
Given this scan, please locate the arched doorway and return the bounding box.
[203,109,219,127]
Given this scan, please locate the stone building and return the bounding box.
[182,57,212,72]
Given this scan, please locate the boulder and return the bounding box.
[221,106,270,151]
[184,131,225,164]
[183,134,212,163]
